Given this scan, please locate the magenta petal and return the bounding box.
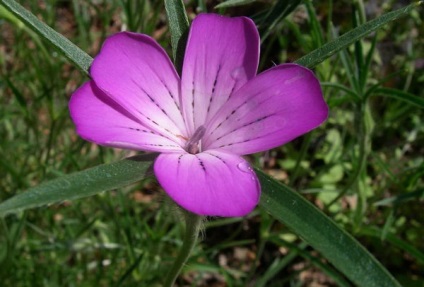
[90,32,187,142]
[180,14,259,134]
[154,150,260,216]
[203,64,328,155]
[69,81,184,152]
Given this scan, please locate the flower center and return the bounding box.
[185,125,206,154]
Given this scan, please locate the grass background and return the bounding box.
[1,0,423,286]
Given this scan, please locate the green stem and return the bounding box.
[163,211,203,287]
[290,132,313,185]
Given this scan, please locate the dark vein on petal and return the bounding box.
[217,135,264,148]
[109,140,180,149]
[122,126,176,144]
[192,81,196,128]
[229,82,236,97]
[224,79,238,106]
[117,125,181,147]
[208,99,248,137]
[204,152,226,165]
[208,93,267,137]
[161,80,183,118]
[146,143,180,147]
[177,154,184,175]
[196,155,206,172]
[130,79,186,138]
[134,108,178,142]
[125,127,156,134]
[214,114,274,141]
[207,65,221,113]
[131,79,168,116]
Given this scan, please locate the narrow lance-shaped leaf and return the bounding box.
[296,2,423,69]
[0,155,154,217]
[257,169,402,287]
[0,0,93,74]
[372,87,424,109]
[214,0,257,9]
[359,226,424,265]
[257,0,302,42]
[164,0,189,74]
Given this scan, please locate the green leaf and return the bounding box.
[215,0,257,9]
[0,157,402,286]
[0,155,154,217]
[372,87,424,108]
[373,189,424,206]
[295,2,423,68]
[0,0,93,74]
[360,227,424,265]
[257,169,401,287]
[257,0,302,42]
[255,242,306,287]
[164,0,189,75]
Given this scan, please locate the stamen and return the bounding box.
[185,125,206,154]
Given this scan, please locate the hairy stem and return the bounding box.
[163,211,203,287]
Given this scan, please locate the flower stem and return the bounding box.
[163,211,203,287]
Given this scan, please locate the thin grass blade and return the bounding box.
[0,0,93,74]
[215,0,257,9]
[360,227,424,265]
[372,87,424,108]
[257,169,401,287]
[257,0,302,42]
[296,2,423,68]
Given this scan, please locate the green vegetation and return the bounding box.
[1,0,423,286]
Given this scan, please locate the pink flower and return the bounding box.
[69,14,328,217]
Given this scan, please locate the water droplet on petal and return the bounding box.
[237,162,253,173]
[231,67,245,81]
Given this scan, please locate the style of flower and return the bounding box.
[69,14,328,217]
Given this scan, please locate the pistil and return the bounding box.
[185,125,206,154]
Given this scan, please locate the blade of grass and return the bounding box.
[269,237,352,287]
[0,0,93,74]
[164,0,189,74]
[0,155,155,217]
[295,2,423,68]
[372,87,424,108]
[360,227,424,265]
[304,0,324,47]
[330,21,359,93]
[360,32,378,89]
[352,2,366,96]
[373,189,424,206]
[215,0,256,9]
[116,254,145,287]
[257,169,401,287]
[255,242,307,287]
[257,0,302,42]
